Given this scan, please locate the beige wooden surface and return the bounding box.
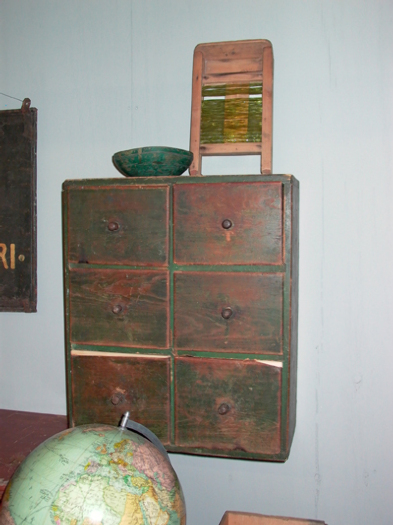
[219,511,327,525]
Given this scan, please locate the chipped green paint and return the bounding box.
[71,353,170,442]
[175,357,281,455]
[63,174,299,461]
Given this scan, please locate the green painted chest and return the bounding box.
[62,173,299,461]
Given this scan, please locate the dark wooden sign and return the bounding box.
[0,99,37,312]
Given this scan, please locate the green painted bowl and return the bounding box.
[112,146,193,177]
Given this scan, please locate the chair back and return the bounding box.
[189,39,273,176]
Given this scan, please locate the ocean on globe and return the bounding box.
[0,424,186,525]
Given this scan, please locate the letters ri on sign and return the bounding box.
[0,243,25,269]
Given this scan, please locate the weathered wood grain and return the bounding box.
[69,269,169,348]
[174,271,283,354]
[173,182,283,265]
[67,185,169,266]
[287,182,300,448]
[71,353,170,443]
[189,50,204,176]
[175,357,282,454]
[63,174,299,461]
[261,45,273,175]
[0,409,67,499]
[189,39,273,175]
[220,511,327,525]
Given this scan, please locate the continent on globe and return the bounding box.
[0,423,186,525]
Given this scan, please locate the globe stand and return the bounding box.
[119,411,170,462]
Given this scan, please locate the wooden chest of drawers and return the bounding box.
[62,174,299,461]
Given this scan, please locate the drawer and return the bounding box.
[66,185,169,265]
[69,269,169,348]
[173,182,283,265]
[175,357,282,455]
[71,352,170,444]
[174,272,283,354]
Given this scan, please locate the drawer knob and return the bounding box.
[218,403,231,415]
[111,393,124,405]
[222,219,233,230]
[221,307,233,320]
[108,221,120,232]
[112,304,123,315]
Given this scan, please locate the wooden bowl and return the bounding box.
[112,146,193,177]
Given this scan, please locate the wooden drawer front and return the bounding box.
[67,186,169,265]
[175,357,282,455]
[69,269,169,348]
[174,272,283,354]
[173,182,283,265]
[71,353,170,444]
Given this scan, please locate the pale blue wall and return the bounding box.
[1,1,392,524]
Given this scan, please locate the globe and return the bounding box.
[0,422,186,525]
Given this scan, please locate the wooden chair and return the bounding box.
[189,39,273,176]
